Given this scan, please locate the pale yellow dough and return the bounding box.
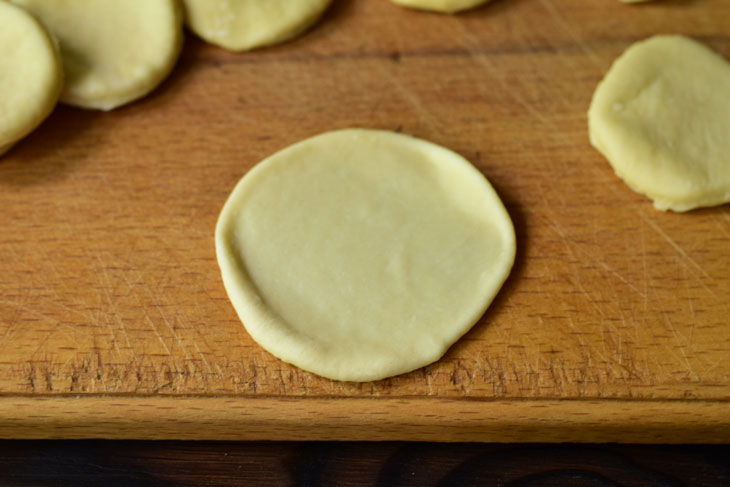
[216,129,516,382]
[0,1,62,155]
[182,0,333,52]
[589,36,730,211]
[11,0,183,111]
[390,0,490,13]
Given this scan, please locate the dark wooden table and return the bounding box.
[0,442,728,486]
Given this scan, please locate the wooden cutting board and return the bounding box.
[1,0,728,442]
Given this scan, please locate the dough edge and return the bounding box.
[588,35,730,212]
[69,0,183,110]
[11,0,184,111]
[215,128,516,382]
[183,0,333,52]
[0,1,63,150]
[390,0,491,13]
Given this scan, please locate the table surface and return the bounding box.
[0,441,728,486]
[1,0,729,441]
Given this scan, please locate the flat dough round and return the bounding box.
[216,129,516,382]
[0,1,62,155]
[589,35,730,211]
[182,0,333,52]
[11,0,183,111]
[390,0,490,13]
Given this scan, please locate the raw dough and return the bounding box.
[390,0,490,13]
[11,0,183,111]
[0,1,62,155]
[182,0,333,52]
[216,129,516,381]
[588,35,730,211]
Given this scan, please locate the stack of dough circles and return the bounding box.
[182,0,333,52]
[390,0,490,14]
[216,129,516,382]
[589,36,730,212]
[10,0,183,111]
[0,1,62,156]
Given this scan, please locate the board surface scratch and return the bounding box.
[0,0,728,441]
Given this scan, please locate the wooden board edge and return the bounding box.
[0,395,728,443]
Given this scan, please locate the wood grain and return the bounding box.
[0,0,729,440]
[1,396,729,442]
[1,441,729,487]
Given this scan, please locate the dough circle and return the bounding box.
[589,35,730,211]
[11,0,183,111]
[390,0,490,14]
[0,1,62,155]
[182,0,333,52]
[216,129,516,382]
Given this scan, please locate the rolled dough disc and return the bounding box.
[182,0,333,52]
[390,0,490,13]
[588,35,730,211]
[11,0,183,111]
[0,1,62,155]
[216,129,516,382]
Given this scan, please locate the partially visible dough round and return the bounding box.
[182,0,333,52]
[216,129,516,382]
[0,1,62,155]
[390,0,490,13]
[11,0,183,111]
[588,35,730,211]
